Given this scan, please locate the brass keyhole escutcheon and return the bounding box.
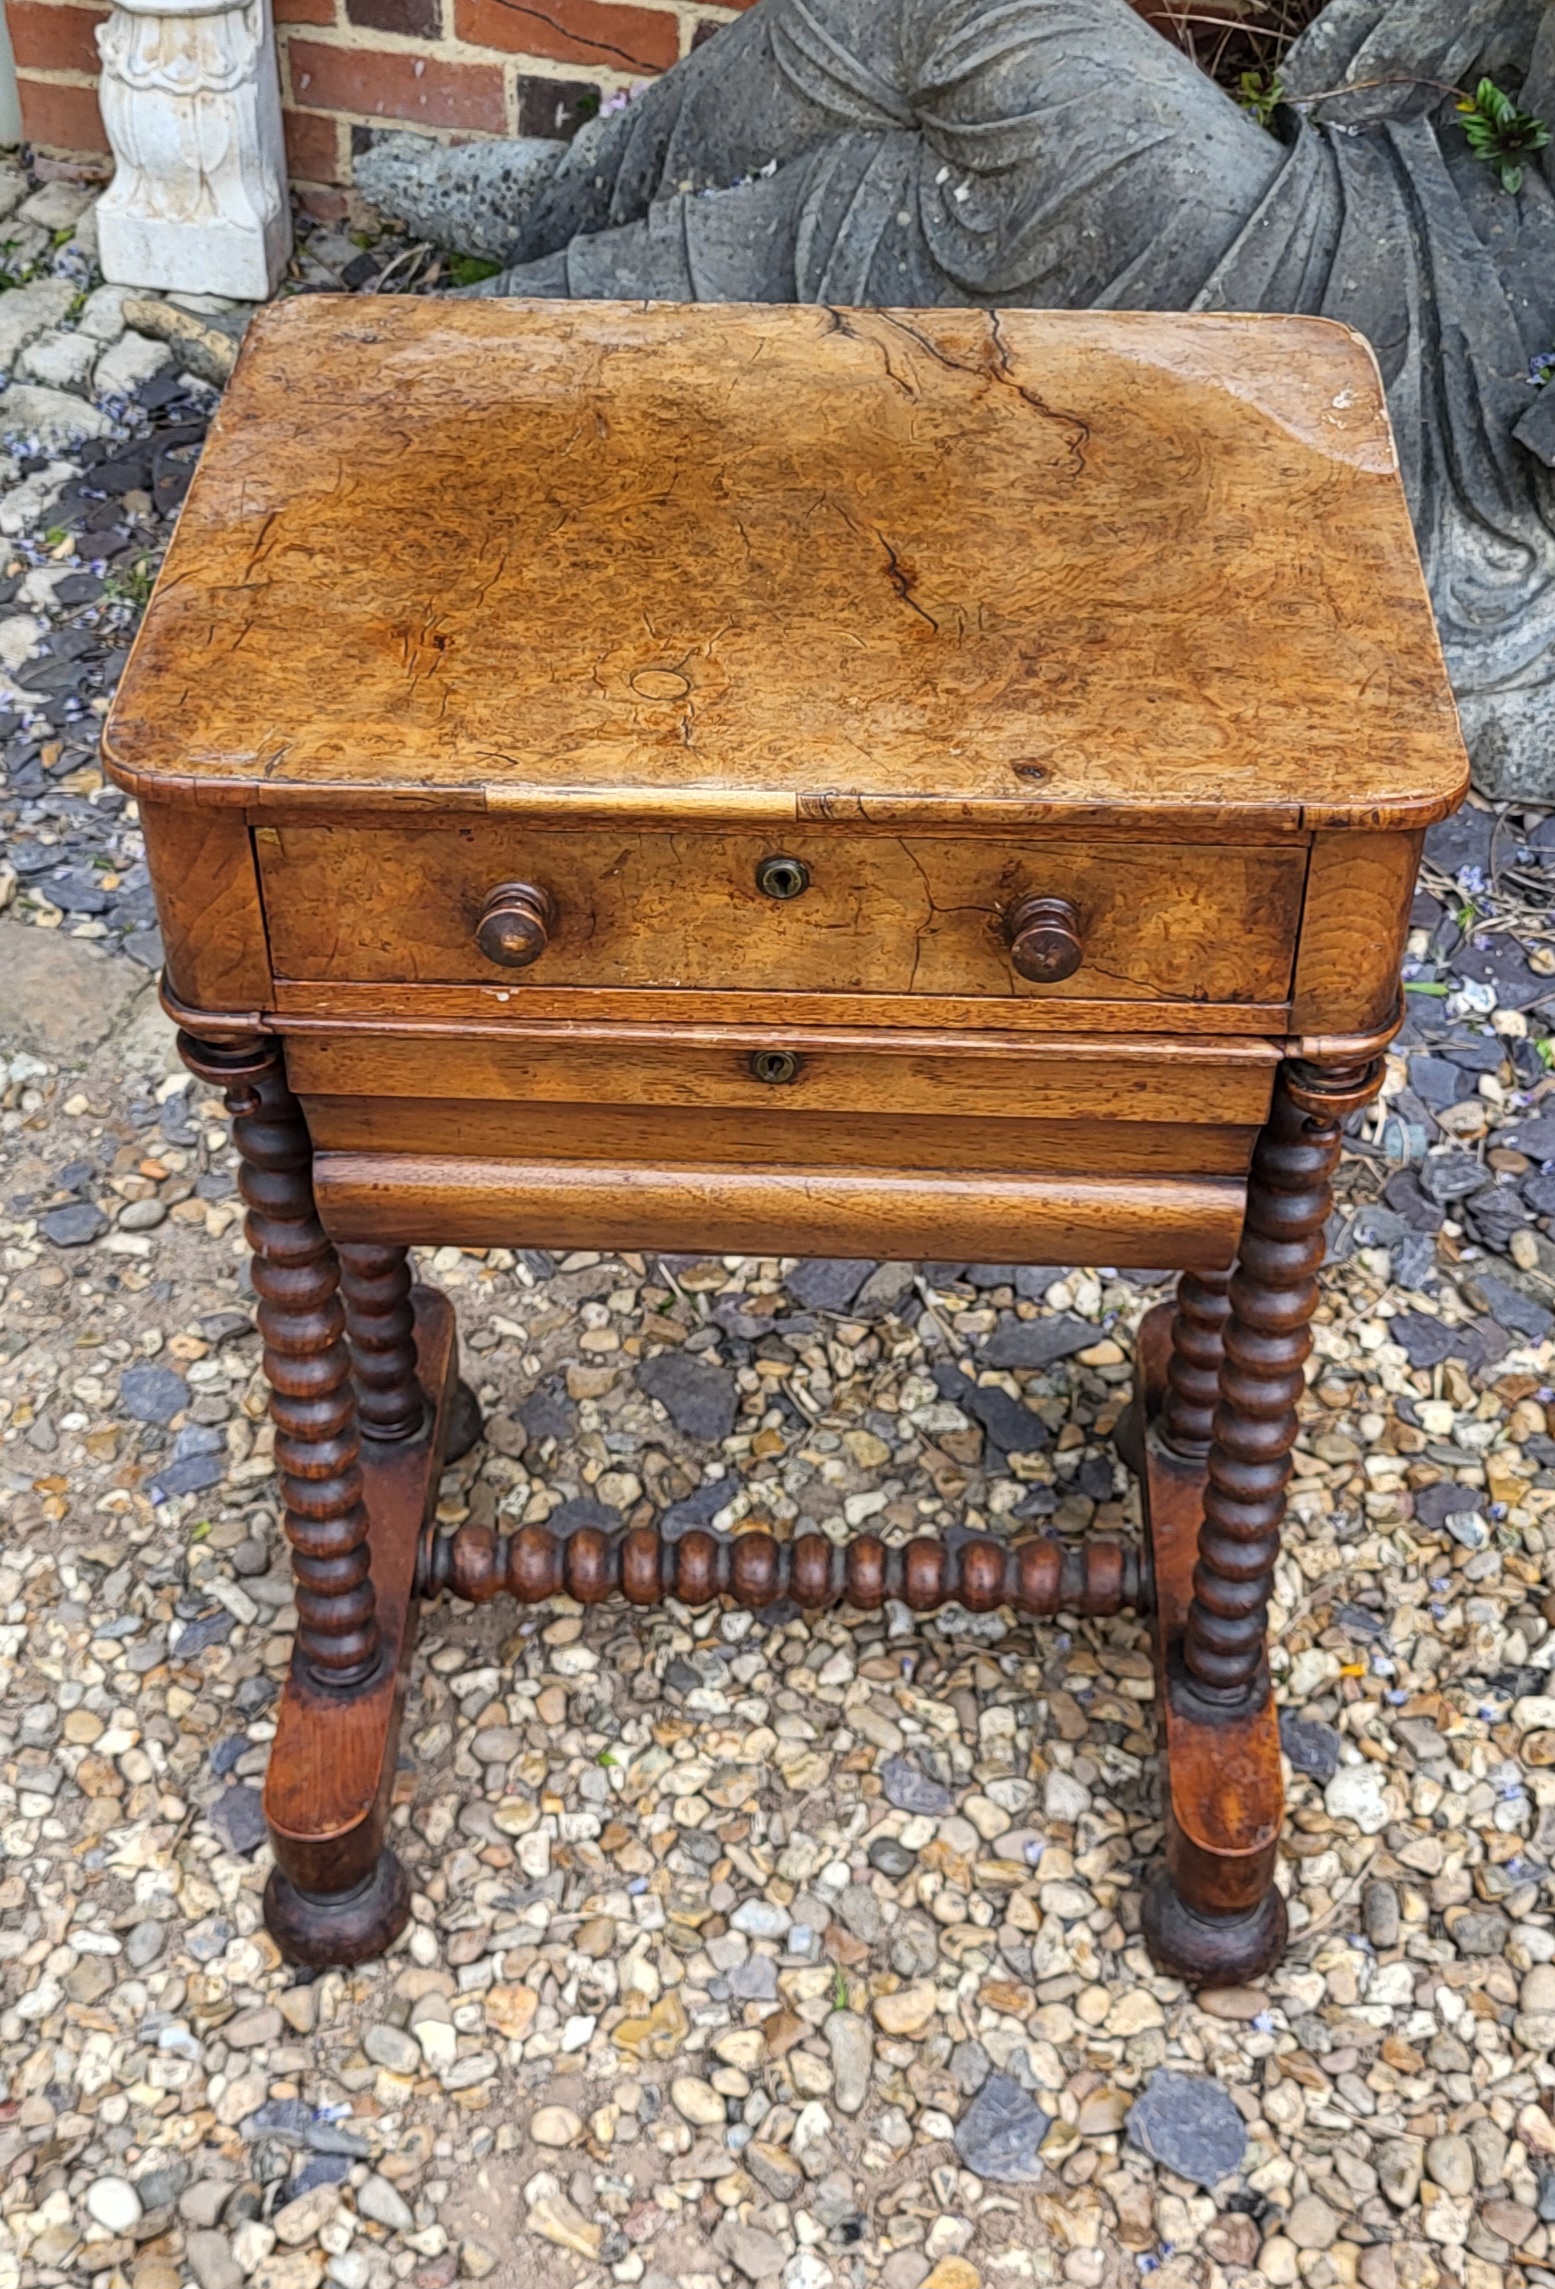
[751,1049,801,1086]
[475,881,556,969]
[1005,894,1083,984]
[756,854,810,901]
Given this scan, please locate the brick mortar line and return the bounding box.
[277,8,732,61]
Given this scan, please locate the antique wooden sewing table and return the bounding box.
[105,297,1467,1982]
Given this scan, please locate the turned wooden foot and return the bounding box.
[1135,1056,1382,1984]
[265,1848,412,1970]
[1141,1869,1288,1986]
[181,1031,461,1965]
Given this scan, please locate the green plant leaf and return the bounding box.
[448,254,503,287]
[1237,69,1282,129]
[1456,77,1549,193]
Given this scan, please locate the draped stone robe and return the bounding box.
[436,0,1555,797]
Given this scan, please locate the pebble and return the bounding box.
[881,1754,954,1815]
[185,2230,243,2289]
[528,2193,602,2258]
[363,2022,421,2076]
[826,2010,873,2113]
[1364,1876,1401,1947]
[731,1897,791,1939]
[530,2106,584,2147]
[86,2177,143,2234]
[1126,2070,1247,2188]
[1324,1760,1390,1831]
[952,2073,1052,2183]
[357,2176,415,2233]
[1426,2133,1476,2198]
[1197,1986,1266,2021]
[670,2075,725,2127]
[873,1982,938,2037]
[1287,2196,1341,2252]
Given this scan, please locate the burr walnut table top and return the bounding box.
[105,296,1466,837]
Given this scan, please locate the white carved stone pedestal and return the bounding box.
[95,0,292,301]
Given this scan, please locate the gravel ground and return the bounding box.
[6,165,1555,2289]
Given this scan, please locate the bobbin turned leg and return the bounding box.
[1140,1057,1381,1985]
[339,1245,425,1443]
[179,1033,458,1966]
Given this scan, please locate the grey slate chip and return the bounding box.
[208,1784,267,1856]
[953,2071,1052,2183]
[119,1363,190,1425]
[638,1350,738,1443]
[785,1258,875,1312]
[41,1200,106,1246]
[980,1314,1096,1370]
[880,1754,953,1816]
[1127,2068,1247,2187]
[1279,1711,1342,1782]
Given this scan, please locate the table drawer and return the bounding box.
[258,825,1305,1007]
[286,1024,1277,1178]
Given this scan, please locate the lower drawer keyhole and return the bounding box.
[751,1049,801,1086]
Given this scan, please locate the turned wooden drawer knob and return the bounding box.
[475,882,555,968]
[1006,894,1083,983]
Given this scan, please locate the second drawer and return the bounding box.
[285,1024,1278,1176]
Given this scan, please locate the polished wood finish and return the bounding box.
[338,1244,425,1444]
[423,1523,1141,1618]
[1291,831,1424,1038]
[286,1020,1282,1107]
[474,881,555,970]
[1134,1301,1287,1986]
[1182,1063,1361,1699]
[284,1022,1275,1180]
[270,980,1295,1039]
[264,1285,456,1966]
[256,824,1305,1007]
[140,803,271,1013]
[1006,895,1084,984]
[106,300,1464,833]
[304,1102,1262,1178]
[279,1021,1281,1121]
[107,303,1469,1975]
[1159,1270,1233,1460]
[313,1153,1250,1269]
[180,1032,379,1688]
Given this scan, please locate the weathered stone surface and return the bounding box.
[0,916,147,1058]
[355,132,568,262]
[954,2072,1052,2183]
[0,381,113,446]
[638,1349,738,1443]
[1127,2069,1247,2188]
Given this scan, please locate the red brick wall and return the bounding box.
[6,0,748,212]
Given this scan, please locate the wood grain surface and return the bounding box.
[1291,829,1424,1038]
[258,824,1305,1005]
[268,981,1296,1039]
[280,1022,1280,1121]
[104,298,1467,834]
[139,803,271,1013]
[313,1153,1248,1267]
[300,1101,1262,1178]
[263,1286,454,1896]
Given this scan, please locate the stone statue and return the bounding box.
[95,0,291,298]
[356,0,1555,801]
